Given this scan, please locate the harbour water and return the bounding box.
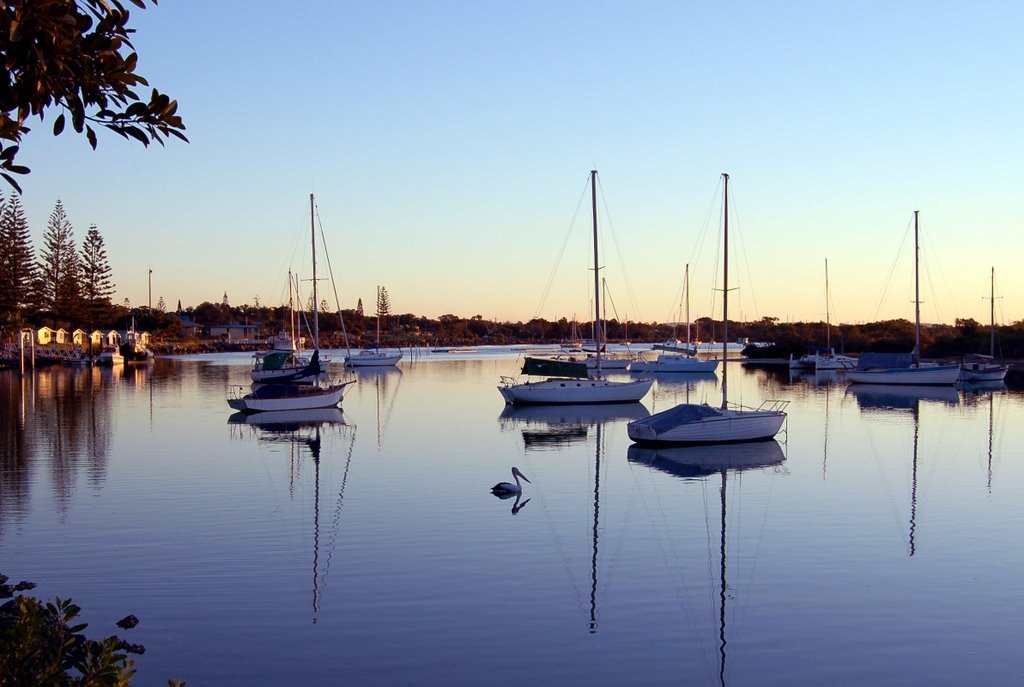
[2,349,1023,685]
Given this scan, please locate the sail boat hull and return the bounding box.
[344,350,403,367]
[228,381,354,413]
[846,364,961,385]
[499,377,653,405]
[627,405,787,445]
[630,354,719,373]
[959,362,1008,382]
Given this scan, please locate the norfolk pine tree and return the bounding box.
[80,223,115,327]
[37,199,82,323]
[0,193,37,321]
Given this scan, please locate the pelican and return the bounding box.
[491,467,530,496]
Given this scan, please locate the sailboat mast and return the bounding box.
[289,269,297,351]
[376,286,381,346]
[721,173,729,409]
[990,266,996,357]
[311,193,320,350]
[825,258,830,350]
[591,170,602,374]
[685,263,691,352]
[913,210,920,366]
[601,277,607,349]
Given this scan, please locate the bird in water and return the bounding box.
[491,467,530,496]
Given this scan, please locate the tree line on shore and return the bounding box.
[109,300,1024,361]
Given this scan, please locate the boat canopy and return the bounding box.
[856,352,913,370]
[521,356,588,379]
[261,351,292,371]
[631,404,722,433]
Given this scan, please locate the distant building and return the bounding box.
[169,313,204,337]
[209,323,261,342]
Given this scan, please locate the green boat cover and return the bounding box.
[521,356,588,379]
[262,351,291,371]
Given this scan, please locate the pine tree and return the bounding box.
[377,286,393,336]
[37,199,81,323]
[79,224,115,326]
[377,286,392,319]
[0,193,37,320]
[356,298,363,317]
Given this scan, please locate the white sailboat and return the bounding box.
[631,263,719,373]
[229,194,355,413]
[498,170,653,405]
[846,211,960,385]
[813,259,856,371]
[627,173,788,445]
[959,267,1009,382]
[343,286,403,367]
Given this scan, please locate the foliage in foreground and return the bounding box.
[0,0,188,192]
[0,573,183,686]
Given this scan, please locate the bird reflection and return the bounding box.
[510,494,531,515]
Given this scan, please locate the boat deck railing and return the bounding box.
[754,399,790,413]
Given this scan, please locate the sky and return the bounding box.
[12,1,1024,327]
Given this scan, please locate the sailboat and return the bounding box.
[343,286,403,367]
[959,267,1009,382]
[627,173,788,445]
[792,259,857,371]
[846,211,960,385]
[498,170,654,405]
[631,263,719,373]
[250,270,324,384]
[229,194,356,413]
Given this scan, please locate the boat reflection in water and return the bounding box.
[498,403,649,450]
[845,383,957,558]
[626,439,786,479]
[628,440,786,686]
[845,383,960,411]
[228,407,352,622]
[227,407,346,431]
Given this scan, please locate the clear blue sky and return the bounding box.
[14,1,1024,326]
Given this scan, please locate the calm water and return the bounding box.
[2,350,1023,686]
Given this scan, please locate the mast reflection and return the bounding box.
[627,440,785,686]
[228,407,352,622]
[846,383,959,557]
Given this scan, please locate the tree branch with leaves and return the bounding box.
[0,0,187,192]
